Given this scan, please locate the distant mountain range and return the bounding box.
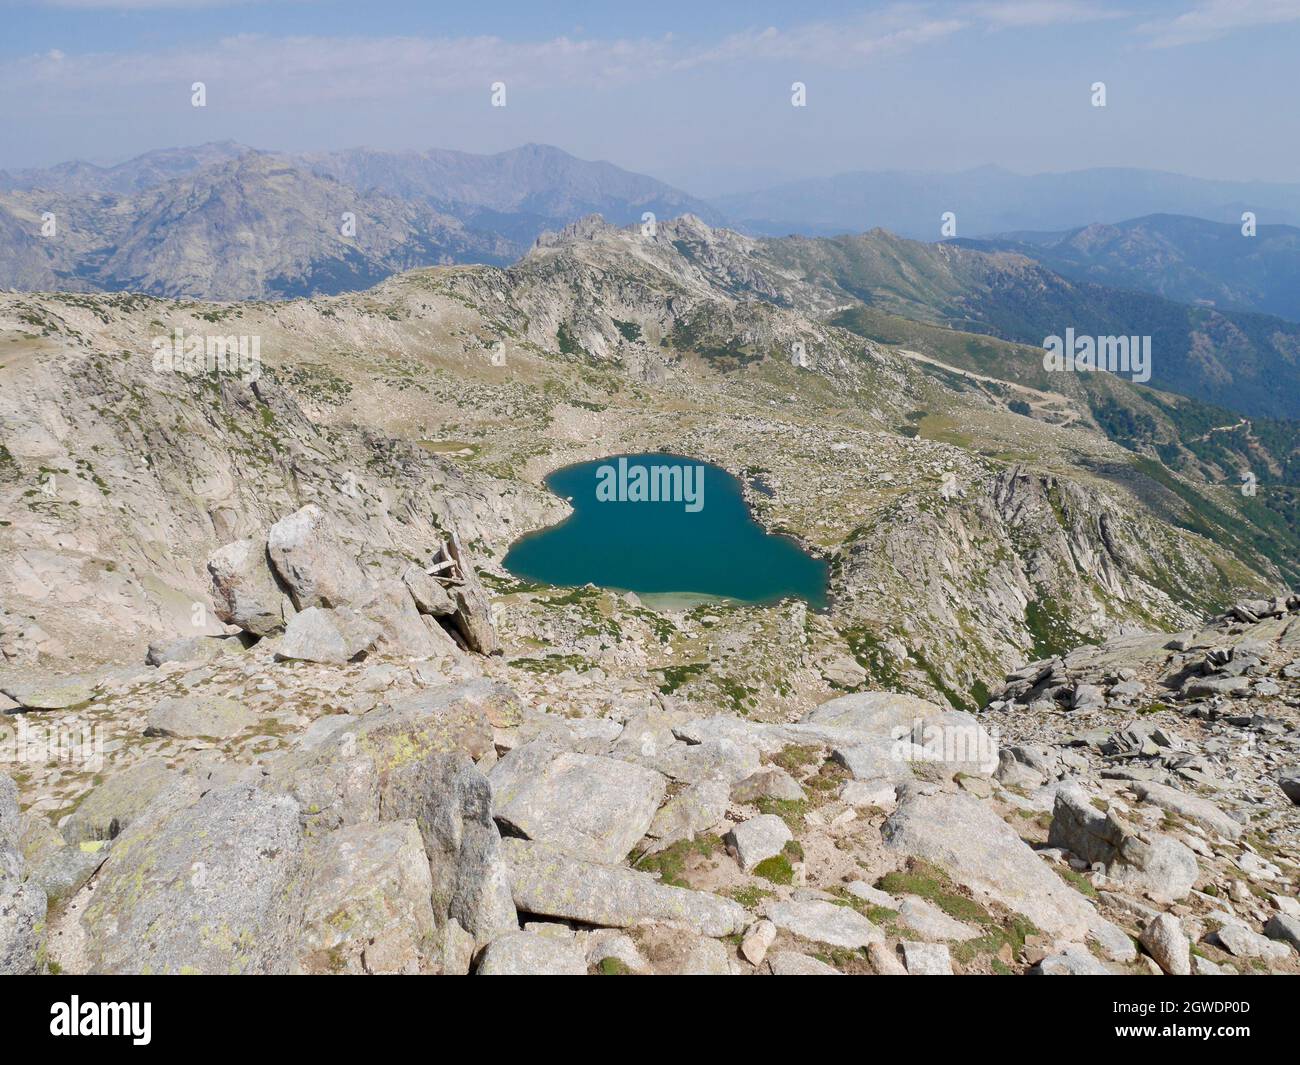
[0,143,720,300]
[3,143,1300,420]
[953,214,1300,323]
[0,141,251,196]
[759,228,1300,421]
[715,165,1300,240]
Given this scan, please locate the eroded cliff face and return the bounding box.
[0,302,557,665]
[829,463,1236,710]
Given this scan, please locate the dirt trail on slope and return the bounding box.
[896,347,1080,426]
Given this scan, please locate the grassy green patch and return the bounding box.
[753,853,795,885]
[631,835,723,888]
[1054,865,1099,898]
[771,744,822,773]
[877,860,990,924]
[727,885,774,909]
[657,662,708,695]
[509,653,592,674]
[755,797,809,832]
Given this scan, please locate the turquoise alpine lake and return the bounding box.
[503,454,829,607]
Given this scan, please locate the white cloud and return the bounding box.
[683,9,968,67]
[973,1,1129,27]
[0,10,976,110]
[1138,0,1300,47]
[1,32,676,107]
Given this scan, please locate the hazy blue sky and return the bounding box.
[3,0,1299,194]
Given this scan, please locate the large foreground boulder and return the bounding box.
[267,683,515,944]
[267,504,368,611]
[81,783,304,974]
[882,786,1097,940]
[503,838,746,937]
[488,741,666,864]
[1,773,46,974]
[1049,787,1198,902]
[295,820,436,974]
[392,753,517,945]
[207,537,288,637]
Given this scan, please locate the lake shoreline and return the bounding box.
[502,452,831,609]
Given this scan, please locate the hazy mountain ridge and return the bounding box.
[0,141,252,196]
[0,142,719,299]
[0,153,516,300]
[954,214,1300,323]
[300,143,724,236]
[752,228,1300,422]
[716,165,1300,239]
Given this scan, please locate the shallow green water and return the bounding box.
[503,453,828,607]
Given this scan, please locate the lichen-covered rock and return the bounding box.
[32,841,110,905]
[503,839,747,937]
[438,918,476,976]
[0,772,46,975]
[267,684,513,944]
[395,752,516,946]
[81,783,304,974]
[145,693,256,739]
[295,820,436,974]
[476,930,585,975]
[489,741,666,864]
[0,774,22,850]
[884,786,1097,940]
[0,862,46,975]
[647,775,729,845]
[62,758,180,843]
[763,898,884,950]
